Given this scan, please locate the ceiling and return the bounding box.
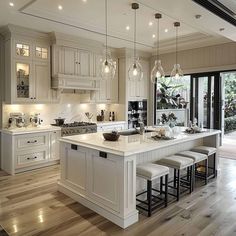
[0,0,235,53]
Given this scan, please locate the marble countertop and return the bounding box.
[60,127,221,157]
[1,125,61,135]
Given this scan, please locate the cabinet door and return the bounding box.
[59,46,78,75]
[49,131,61,161]
[33,61,51,102]
[79,50,91,76]
[140,59,149,99]
[94,54,103,77]
[110,59,118,103]
[88,150,120,212]
[14,40,32,59]
[14,59,34,102]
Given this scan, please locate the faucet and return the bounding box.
[135,121,145,135]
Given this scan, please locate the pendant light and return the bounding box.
[170,22,184,80]
[101,0,116,79]
[151,13,165,84]
[128,3,143,81]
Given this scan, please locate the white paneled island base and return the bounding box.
[58,128,220,228]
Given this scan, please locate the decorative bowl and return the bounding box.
[103,132,120,141]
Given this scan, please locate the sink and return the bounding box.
[119,130,152,136]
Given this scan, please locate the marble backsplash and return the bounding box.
[2,93,125,128]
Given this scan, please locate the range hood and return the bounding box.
[51,74,100,91]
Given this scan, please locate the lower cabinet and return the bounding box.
[1,129,61,175]
[61,144,120,213]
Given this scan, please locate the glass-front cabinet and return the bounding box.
[11,40,52,103]
[16,62,30,99]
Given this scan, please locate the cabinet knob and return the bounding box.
[34,97,36,99]
[30,97,33,99]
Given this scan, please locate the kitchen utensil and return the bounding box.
[54,118,66,126]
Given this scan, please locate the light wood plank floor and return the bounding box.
[1,158,236,236]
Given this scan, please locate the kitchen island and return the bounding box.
[58,128,220,228]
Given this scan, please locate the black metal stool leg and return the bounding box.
[160,176,163,194]
[165,174,168,207]
[177,169,180,201]
[205,158,208,185]
[190,165,194,193]
[174,169,177,188]
[147,180,152,217]
[213,153,216,178]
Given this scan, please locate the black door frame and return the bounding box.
[190,72,221,129]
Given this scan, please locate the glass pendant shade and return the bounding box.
[151,59,165,84]
[170,64,184,80]
[128,58,143,81]
[101,51,116,79]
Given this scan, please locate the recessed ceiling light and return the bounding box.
[9,2,14,7]
[58,5,63,10]
[126,25,130,31]
[152,34,156,38]
[164,28,169,33]
[82,0,87,2]
[149,21,153,26]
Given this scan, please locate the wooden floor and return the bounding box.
[1,158,236,236]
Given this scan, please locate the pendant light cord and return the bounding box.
[134,8,137,61]
[105,0,108,61]
[157,18,159,61]
[176,25,178,65]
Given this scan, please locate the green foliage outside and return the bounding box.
[224,73,236,132]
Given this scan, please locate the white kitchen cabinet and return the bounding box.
[127,59,149,101]
[1,128,61,175]
[88,150,120,212]
[94,58,119,104]
[60,144,121,214]
[1,25,56,104]
[57,46,93,77]
[34,61,51,102]
[49,130,61,161]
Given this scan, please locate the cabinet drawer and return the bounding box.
[16,150,47,168]
[15,133,48,150]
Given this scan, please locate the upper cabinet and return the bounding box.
[1,25,57,104]
[91,56,118,104]
[126,58,149,101]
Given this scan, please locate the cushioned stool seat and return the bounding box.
[137,163,169,180]
[191,146,217,179]
[177,151,207,163]
[156,155,194,201]
[191,146,216,156]
[156,155,194,169]
[136,163,169,217]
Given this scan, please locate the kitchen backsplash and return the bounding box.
[2,93,125,128]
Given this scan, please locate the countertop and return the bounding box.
[60,127,221,157]
[1,125,61,135]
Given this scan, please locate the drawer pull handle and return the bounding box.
[27,156,37,160]
[27,140,37,144]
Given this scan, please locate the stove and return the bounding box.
[52,122,97,136]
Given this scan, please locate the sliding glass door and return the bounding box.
[190,72,222,130]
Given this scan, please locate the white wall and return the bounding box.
[2,93,124,128]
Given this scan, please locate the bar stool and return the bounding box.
[156,155,194,201]
[191,146,217,179]
[177,151,208,189]
[136,163,169,217]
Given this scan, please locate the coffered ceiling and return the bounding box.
[0,0,235,53]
